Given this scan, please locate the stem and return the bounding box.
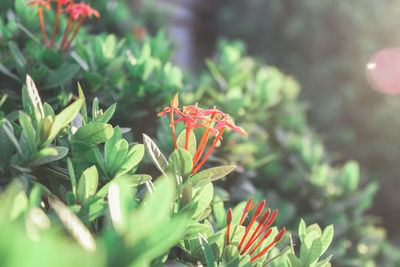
[64,15,85,50]
[241,210,270,255]
[60,15,73,50]
[226,208,232,246]
[192,127,225,174]
[38,6,49,48]
[250,241,276,262]
[185,128,191,150]
[51,1,62,47]
[193,111,217,165]
[171,109,177,149]
[192,128,210,166]
[238,201,265,251]
[249,229,273,256]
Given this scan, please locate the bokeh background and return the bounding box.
[128,0,400,262]
[127,0,400,233]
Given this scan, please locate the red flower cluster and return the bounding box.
[28,0,99,50]
[158,93,247,174]
[226,198,286,262]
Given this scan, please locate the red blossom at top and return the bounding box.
[28,0,51,9]
[158,93,247,173]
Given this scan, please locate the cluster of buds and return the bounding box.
[28,0,99,50]
[158,93,247,174]
[226,198,286,262]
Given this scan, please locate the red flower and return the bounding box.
[28,0,51,9]
[158,94,246,173]
[216,115,247,136]
[61,2,100,50]
[225,198,286,262]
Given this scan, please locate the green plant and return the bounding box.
[180,41,388,266]
[0,76,334,266]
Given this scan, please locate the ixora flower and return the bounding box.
[29,0,99,50]
[61,2,100,50]
[226,198,286,262]
[158,93,247,174]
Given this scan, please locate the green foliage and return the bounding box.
[182,41,388,265]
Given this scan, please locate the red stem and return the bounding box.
[238,200,265,251]
[240,210,271,255]
[185,128,190,150]
[60,15,74,50]
[38,6,49,48]
[192,128,209,165]
[193,111,217,165]
[171,110,177,149]
[51,1,62,47]
[226,208,232,246]
[64,15,85,50]
[249,229,273,257]
[192,127,225,174]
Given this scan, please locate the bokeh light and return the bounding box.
[366,48,400,94]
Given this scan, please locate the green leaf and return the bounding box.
[199,235,216,267]
[44,63,80,89]
[31,146,68,166]
[42,49,63,69]
[307,239,323,265]
[317,255,333,267]
[84,72,103,91]
[0,120,15,169]
[287,254,301,267]
[8,41,26,71]
[115,144,145,176]
[48,195,96,251]
[10,191,28,220]
[177,130,197,158]
[168,148,193,180]
[320,225,334,255]
[96,103,116,123]
[143,133,168,175]
[188,165,236,185]
[2,120,23,156]
[18,111,36,153]
[72,123,114,146]
[185,224,213,240]
[191,182,214,221]
[340,161,359,192]
[67,158,77,197]
[24,75,45,124]
[107,139,128,175]
[0,62,20,82]
[96,174,151,198]
[77,165,99,204]
[44,92,84,146]
[43,102,55,119]
[299,219,307,243]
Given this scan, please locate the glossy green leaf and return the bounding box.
[8,41,26,71]
[44,92,84,146]
[188,165,236,185]
[77,165,99,204]
[143,133,168,175]
[115,144,145,176]
[72,123,114,146]
[96,103,116,123]
[168,148,193,180]
[31,146,68,166]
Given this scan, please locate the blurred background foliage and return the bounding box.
[1,0,400,266]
